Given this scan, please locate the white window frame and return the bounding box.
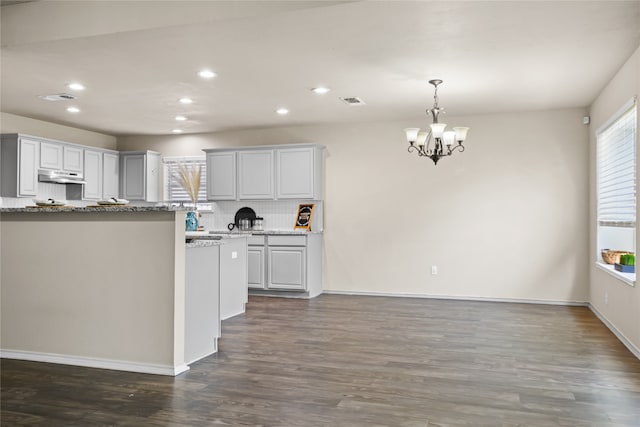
[595,96,637,286]
[163,156,207,206]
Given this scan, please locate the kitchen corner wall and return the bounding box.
[589,45,640,354]
[119,106,590,303]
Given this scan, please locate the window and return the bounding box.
[596,97,637,283]
[163,156,207,203]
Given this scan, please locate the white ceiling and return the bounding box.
[1,1,639,137]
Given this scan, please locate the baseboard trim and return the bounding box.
[0,349,190,376]
[589,304,640,360]
[322,290,589,306]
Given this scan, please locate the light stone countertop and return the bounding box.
[0,205,185,213]
[202,229,324,236]
[185,239,225,249]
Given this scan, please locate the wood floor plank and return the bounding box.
[2,294,640,426]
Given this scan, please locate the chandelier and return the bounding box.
[404,79,469,165]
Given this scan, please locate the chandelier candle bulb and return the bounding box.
[430,123,447,138]
[416,131,428,147]
[454,127,469,142]
[443,131,456,146]
[405,128,420,144]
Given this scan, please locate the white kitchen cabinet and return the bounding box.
[219,237,248,320]
[120,151,161,202]
[102,152,119,199]
[238,150,274,199]
[248,245,266,289]
[63,145,84,173]
[19,139,39,196]
[203,144,323,201]
[83,150,103,200]
[185,243,221,365]
[41,141,84,174]
[40,141,63,170]
[268,246,306,290]
[248,234,323,297]
[206,151,236,200]
[1,134,39,197]
[276,146,323,199]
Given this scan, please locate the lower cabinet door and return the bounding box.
[248,246,266,289]
[267,246,306,290]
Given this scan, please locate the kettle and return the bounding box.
[253,217,264,231]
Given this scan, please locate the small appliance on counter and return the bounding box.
[253,217,264,231]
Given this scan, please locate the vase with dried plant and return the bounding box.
[174,162,202,231]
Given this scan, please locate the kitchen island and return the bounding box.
[0,206,217,376]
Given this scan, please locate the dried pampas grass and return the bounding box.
[174,162,201,204]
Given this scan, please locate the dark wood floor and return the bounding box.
[2,295,640,426]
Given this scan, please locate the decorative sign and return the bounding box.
[294,203,315,231]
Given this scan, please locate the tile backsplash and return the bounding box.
[198,200,324,232]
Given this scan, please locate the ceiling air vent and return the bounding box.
[38,93,77,101]
[339,96,366,106]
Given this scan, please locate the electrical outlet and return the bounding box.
[431,265,438,275]
[604,291,608,305]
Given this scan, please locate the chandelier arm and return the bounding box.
[408,145,428,157]
[450,144,466,154]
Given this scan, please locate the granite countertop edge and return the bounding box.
[186,240,225,249]
[0,206,186,213]
[187,230,324,237]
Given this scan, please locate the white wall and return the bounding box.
[589,46,640,353]
[119,107,590,303]
[1,112,116,149]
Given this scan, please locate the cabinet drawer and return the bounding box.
[267,235,306,246]
[248,235,266,246]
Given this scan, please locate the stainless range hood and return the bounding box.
[38,169,87,185]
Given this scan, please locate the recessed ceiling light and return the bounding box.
[67,83,85,91]
[172,129,183,134]
[179,98,193,104]
[311,87,330,94]
[66,107,80,113]
[175,115,187,121]
[276,108,289,115]
[198,70,216,79]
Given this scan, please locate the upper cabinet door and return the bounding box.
[145,152,161,202]
[40,142,63,170]
[121,154,146,200]
[63,145,84,173]
[102,152,119,199]
[83,150,103,200]
[276,147,316,199]
[18,138,39,196]
[238,150,274,200]
[206,151,237,200]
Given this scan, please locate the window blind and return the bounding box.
[597,100,637,227]
[164,157,207,202]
